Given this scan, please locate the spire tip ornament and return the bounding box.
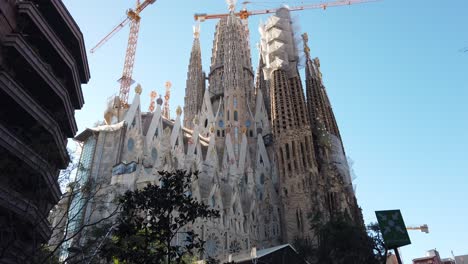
[176,106,183,116]
[193,24,200,39]
[226,0,237,12]
[135,83,142,95]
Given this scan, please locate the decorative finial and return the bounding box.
[162,81,172,119]
[226,0,237,12]
[241,126,247,134]
[156,95,163,105]
[149,91,157,112]
[135,83,142,95]
[176,106,182,116]
[193,24,200,39]
[209,123,215,133]
[301,33,311,57]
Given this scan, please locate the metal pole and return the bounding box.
[383,248,388,264]
[394,248,403,264]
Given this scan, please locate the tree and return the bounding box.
[315,214,378,264]
[294,213,383,264]
[99,170,220,264]
[40,147,118,264]
[366,222,386,263]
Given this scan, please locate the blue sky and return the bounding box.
[63,0,468,262]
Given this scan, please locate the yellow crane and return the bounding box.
[90,0,157,108]
[407,224,429,234]
[194,0,379,22]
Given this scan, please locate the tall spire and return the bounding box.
[184,25,205,129]
[303,33,340,139]
[208,13,255,155]
[255,53,271,121]
[260,8,318,242]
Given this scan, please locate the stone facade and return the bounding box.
[52,8,363,261]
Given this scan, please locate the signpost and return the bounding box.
[376,210,411,264]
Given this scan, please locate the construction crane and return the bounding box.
[162,81,172,119]
[407,224,429,234]
[90,0,157,109]
[194,0,379,22]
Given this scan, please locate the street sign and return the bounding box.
[375,210,411,248]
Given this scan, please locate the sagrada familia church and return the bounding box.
[50,6,364,261]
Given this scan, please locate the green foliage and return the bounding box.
[315,214,377,264]
[295,213,383,264]
[31,247,60,264]
[366,222,386,263]
[100,170,220,264]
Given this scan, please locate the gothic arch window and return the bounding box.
[300,143,306,168]
[211,196,216,207]
[234,111,238,121]
[151,148,158,162]
[260,173,265,185]
[285,143,290,159]
[204,119,208,128]
[292,141,296,158]
[127,138,135,152]
[280,148,284,164]
[227,110,230,121]
[234,96,238,108]
[296,210,300,229]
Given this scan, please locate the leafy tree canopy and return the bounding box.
[295,213,385,264]
[100,170,220,264]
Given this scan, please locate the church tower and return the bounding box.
[205,9,256,158]
[303,33,362,225]
[259,8,319,242]
[184,25,205,129]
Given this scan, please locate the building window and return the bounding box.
[151,148,158,162]
[127,138,135,152]
[211,196,216,207]
[234,111,238,121]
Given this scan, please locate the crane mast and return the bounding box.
[90,0,157,109]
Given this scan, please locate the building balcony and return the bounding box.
[2,33,78,137]
[0,122,61,204]
[17,1,84,108]
[0,71,69,168]
[32,0,90,83]
[0,184,52,242]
